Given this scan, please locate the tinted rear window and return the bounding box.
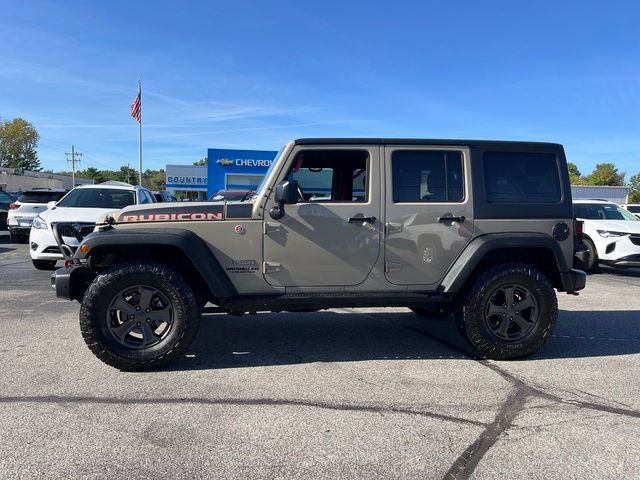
[626,205,640,213]
[18,191,67,203]
[57,188,136,209]
[483,152,561,203]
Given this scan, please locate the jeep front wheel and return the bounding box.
[457,263,557,360]
[80,262,201,370]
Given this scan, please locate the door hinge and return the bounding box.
[385,222,403,235]
[263,222,281,235]
[385,261,402,273]
[263,261,282,273]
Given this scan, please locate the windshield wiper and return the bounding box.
[240,190,256,202]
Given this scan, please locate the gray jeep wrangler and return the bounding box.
[52,139,586,370]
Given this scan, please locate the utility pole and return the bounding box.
[65,145,83,188]
[126,163,130,184]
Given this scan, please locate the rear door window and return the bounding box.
[391,150,464,203]
[483,152,561,203]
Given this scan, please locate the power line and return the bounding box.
[65,146,83,188]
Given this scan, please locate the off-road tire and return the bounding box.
[582,238,599,273]
[80,261,201,370]
[410,305,452,318]
[456,263,558,360]
[32,259,57,270]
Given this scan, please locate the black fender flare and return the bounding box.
[75,228,237,299]
[440,233,572,293]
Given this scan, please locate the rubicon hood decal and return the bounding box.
[117,203,252,223]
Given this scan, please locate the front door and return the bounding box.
[263,146,381,287]
[383,145,474,286]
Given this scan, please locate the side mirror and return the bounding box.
[270,180,299,219]
[47,201,57,209]
[275,180,299,205]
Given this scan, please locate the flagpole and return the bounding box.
[138,79,142,186]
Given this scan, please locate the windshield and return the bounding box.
[256,145,285,196]
[574,203,639,221]
[57,188,136,209]
[19,191,67,203]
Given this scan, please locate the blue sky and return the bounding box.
[1,0,639,178]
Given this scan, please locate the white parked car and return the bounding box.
[573,199,640,272]
[7,189,68,243]
[29,181,156,270]
[621,204,640,220]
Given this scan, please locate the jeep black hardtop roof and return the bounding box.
[294,138,562,148]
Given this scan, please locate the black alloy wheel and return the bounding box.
[106,285,175,350]
[483,284,539,342]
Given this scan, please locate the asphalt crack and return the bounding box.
[444,388,528,480]
[0,395,488,427]
[406,325,640,480]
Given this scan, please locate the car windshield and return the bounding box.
[255,145,285,196]
[574,203,639,221]
[0,191,15,205]
[19,191,67,203]
[57,188,136,209]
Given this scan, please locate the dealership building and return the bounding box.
[166,148,278,200]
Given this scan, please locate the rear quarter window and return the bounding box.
[483,151,561,203]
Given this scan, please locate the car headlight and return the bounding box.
[596,230,626,238]
[32,215,48,230]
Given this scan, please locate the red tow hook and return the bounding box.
[64,259,74,268]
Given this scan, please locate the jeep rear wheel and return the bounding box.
[80,262,201,370]
[457,263,557,360]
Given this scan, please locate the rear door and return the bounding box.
[383,145,473,286]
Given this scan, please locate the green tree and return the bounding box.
[585,163,625,186]
[0,117,41,171]
[193,157,207,166]
[79,167,107,184]
[567,162,583,185]
[143,169,166,190]
[628,173,640,203]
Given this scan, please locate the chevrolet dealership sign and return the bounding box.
[217,157,273,167]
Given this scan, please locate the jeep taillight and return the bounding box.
[8,203,19,210]
[575,220,583,243]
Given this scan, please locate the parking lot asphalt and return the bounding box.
[0,230,639,479]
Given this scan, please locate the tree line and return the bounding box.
[1,116,639,201]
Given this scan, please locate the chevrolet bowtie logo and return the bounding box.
[217,158,234,166]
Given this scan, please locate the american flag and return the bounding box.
[130,89,141,123]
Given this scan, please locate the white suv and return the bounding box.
[573,199,640,272]
[29,181,156,270]
[7,189,68,243]
[621,204,640,220]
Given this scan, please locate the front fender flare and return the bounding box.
[75,228,237,299]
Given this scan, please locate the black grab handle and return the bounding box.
[348,216,376,224]
[437,216,465,223]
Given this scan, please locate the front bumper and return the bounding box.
[51,264,96,301]
[9,225,31,235]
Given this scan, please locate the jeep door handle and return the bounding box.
[348,216,376,224]
[437,215,465,223]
